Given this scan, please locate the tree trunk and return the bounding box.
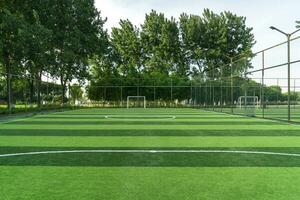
[196,60,203,74]
[60,76,66,106]
[27,79,34,106]
[36,71,42,108]
[4,55,12,114]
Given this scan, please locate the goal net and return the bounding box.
[237,96,259,116]
[127,96,146,108]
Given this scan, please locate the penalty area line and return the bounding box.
[1,149,300,158]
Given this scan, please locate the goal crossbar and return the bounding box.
[237,96,260,109]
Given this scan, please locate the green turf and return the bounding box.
[1,108,300,200]
[220,106,300,121]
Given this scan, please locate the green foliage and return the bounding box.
[0,0,106,108]
[141,10,187,77]
[34,0,106,103]
[111,20,142,77]
[88,9,255,102]
[0,3,257,106]
[264,86,283,102]
[69,84,83,104]
[180,9,255,79]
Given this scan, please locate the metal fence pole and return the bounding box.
[171,78,173,107]
[121,87,123,108]
[206,83,208,108]
[277,78,279,108]
[212,74,215,111]
[199,84,201,107]
[262,51,265,118]
[287,35,291,121]
[230,58,233,113]
[154,87,156,107]
[137,78,140,96]
[7,73,12,114]
[220,70,223,112]
[294,78,296,109]
[190,81,193,107]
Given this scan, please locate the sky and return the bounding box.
[95,0,300,89]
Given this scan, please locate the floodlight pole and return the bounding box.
[261,51,265,118]
[270,26,300,121]
[288,35,291,121]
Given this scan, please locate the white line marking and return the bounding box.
[104,115,176,120]
[1,150,300,158]
[203,108,300,126]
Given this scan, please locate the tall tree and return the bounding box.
[221,11,255,77]
[141,10,187,82]
[180,9,255,79]
[19,2,52,107]
[87,33,121,101]
[37,0,106,104]
[179,13,206,76]
[0,2,29,110]
[140,10,167,76]
[111,19,142,78]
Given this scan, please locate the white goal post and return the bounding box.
[127,96,146,109]
[237,96,260,109]
[237,96,260,117]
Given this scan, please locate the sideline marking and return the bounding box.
[202,109,300,127]
[1,149,300,158]
[0,110,73,125]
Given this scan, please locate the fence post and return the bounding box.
[277,78,279,108]
[287,35,291,121]
[7,73,12,114]
[154,86,156,108]
[171,78,173,107]
[294,78,296,109]
[137,78,140,96]
[120,86,123,108]
[230,58,233,113]
[261,51,265,118]
[190,81,193,107]
[220,69,223,112]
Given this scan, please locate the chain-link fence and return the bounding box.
[0,71,74,114]
[1,36,300,122]
[86,78,193,108]
[86,36,300,123]
[202,35,300,122]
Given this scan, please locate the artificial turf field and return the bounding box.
[2,108,300,199]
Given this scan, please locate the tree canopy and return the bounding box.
[0,0,106,109]
[87,9,256,102]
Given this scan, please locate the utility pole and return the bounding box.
[270,26,300,121]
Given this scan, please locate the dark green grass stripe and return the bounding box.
[7,121,277,125]
[1,147,300,167]
[51,113,231,116]
[34,116,244,119]
[1,129,299,136]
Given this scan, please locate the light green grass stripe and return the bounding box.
[1,124,299,130]
[1,136,300,147]
[1,167,300,200]
[22,118,272,122]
